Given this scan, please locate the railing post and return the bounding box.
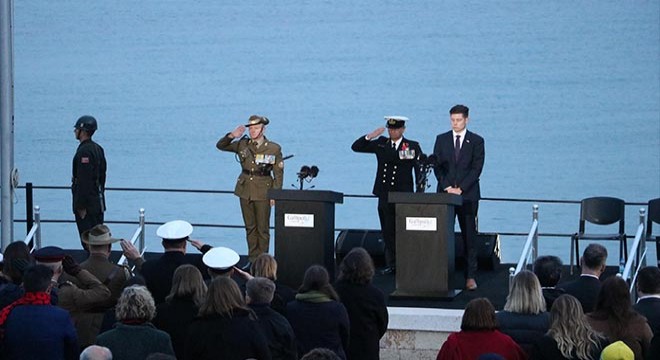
[139,208,145,253]
[532,204,539,261]
[34,205,41,250]
[26,182,33,234]
[639,208,646,269]
[508,267,515,291]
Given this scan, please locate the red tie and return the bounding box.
[454,135,461,161]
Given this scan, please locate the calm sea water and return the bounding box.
[7,0,660,263]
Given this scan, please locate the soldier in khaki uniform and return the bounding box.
[217,115,284,269]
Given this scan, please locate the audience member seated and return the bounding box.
[96,285,175,359]
[185,277,271,360]
[334,247,389,360]
[0,264,78,360]
[80,345,113,360]
[557,243,608,313]
[153,264,207,360]
[586,276,652,360]
[246,277,297,360]
[436,297,526,360]
[530,294,606,360]
[600,341,634,360]
[286,265,350,360]
[120,220,211,304]
[633,266,660,336]
[252,253,296,316]
[0,241,32,309]
[496,270,550,355]
[301,348,342,360]
[533,255,565,311]
[202,246,240,280]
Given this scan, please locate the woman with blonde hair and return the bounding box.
[496,270,550,355]
[185,277,271,360]
[153,264,207,360]
[531,294,606,360]
[96,285,175,360]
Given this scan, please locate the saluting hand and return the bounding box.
[367,127,385,140]
[120,239,141,261]
[230,125,245,139]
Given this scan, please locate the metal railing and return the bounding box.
[620,208,647,301]
[116,208,146,268]
[23,205,41,250]
[508,204,539,289]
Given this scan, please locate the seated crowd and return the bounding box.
[1,219,660,360]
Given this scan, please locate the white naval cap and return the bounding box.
[384,115,408,128]
[203,247,240,270]
[384,115,409,121]
[156,220,193,240]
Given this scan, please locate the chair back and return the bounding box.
[647,198,660,237]
[579,196,625,234]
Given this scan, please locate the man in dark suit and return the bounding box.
[352,116,423,274]
[533,255,565,311]
[557,243,607,313]
[432,104,485,290]
[634,266,660,335]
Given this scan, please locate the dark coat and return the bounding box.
[496,310,551,355]
[96,322,174,360]
[153,296,199,360]
[286,296,350,360]
[335,280,388,360]
[542,287,565,311]
[351,135,423,200]
[249,303,297,360]
[530,334,606,360]
[138,251,207,305]
[634,297,660,336]
[557,275,601,314]
[432,130,485,201]
[185,308,272,360]
[271,281,296,316]
[71,138,106,214]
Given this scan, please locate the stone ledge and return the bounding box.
[387,306,463,332]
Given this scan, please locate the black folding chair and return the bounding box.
[570,197,626,274]
[647,198,660,267]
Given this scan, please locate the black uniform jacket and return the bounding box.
[72,139,107,213]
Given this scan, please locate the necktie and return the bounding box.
[392,141,396,150]
[454,135,461,161]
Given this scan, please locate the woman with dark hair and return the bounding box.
[185,276,271,360]
[0,241,33,308]
[436,298,526,360]
[531,294,606,360]
[153,265,207,360]
[586,276,652,360]
[496,270,550,355]
[286,265,350,360]
[334,247,388,360]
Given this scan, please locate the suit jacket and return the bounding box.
[635,297,660,336]
[557,275,601,314]
[351,135,422,200]
[432,130,485,201]
[137,252,207,305]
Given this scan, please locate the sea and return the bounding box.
[5,0,660,264]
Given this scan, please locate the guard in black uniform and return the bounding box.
[71,115,107,244]
[351,116,423,274]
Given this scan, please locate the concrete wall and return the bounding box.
[380,307,464,360]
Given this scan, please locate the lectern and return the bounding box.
[269,189,343,288]
[388,192,462,299]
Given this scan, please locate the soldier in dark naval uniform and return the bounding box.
[217,115,284,270]
[71,115,107,243]
[351,116,423,275]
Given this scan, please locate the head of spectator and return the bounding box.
[600,340,634,360]
[245,277,276,305]
[547,294,604,360]
[199,276,252,318]
[1,241,32,284]
[82,224,121,258]
[115,285,156,324]
[22,264,54,293]
[636,266,660,297]
[165,264,207,307]
[79,345,113,360]
[533,255,563,288]
[503,270,546,315]
[33,246,65,281]
[300,347,342,360]
[202,247,239,278]
[157,220,192,254]
[477,355,505,360]
[299,265,339,301]
[592,276,636,340]
[251,253,278,280]
[461,297,498,331]
[580,243,607,276]
[337,247,375,285]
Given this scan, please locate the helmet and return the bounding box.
[74,115,98,133]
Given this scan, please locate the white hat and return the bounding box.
[384,115,409,121]
[0,252,3,262]
[156,220,193,240]
[203,247,240,270]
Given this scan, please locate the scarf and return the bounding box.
[295,290,333,303]
[0,291,51,339]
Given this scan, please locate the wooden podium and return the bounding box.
[388,192,463,299]
[269,189,343,288]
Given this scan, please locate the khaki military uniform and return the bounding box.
[217,134,283,261]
